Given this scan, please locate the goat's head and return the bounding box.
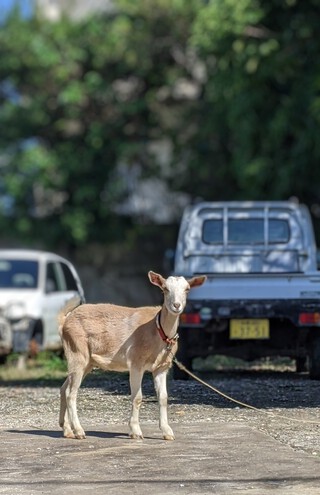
[148,271,206,315]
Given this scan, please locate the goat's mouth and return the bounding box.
[169,307,183,315]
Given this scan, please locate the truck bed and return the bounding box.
[188,272,320,302]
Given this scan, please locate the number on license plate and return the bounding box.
[230,319,270,340]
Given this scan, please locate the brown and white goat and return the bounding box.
[58,270,206,441]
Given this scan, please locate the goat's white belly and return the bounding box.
[91,353,128,372]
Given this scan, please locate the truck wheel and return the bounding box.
[309,334,320,380]
[296,357,308,373]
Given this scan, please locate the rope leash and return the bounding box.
[173,357,319,426]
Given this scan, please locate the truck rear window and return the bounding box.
[203,219,290,245]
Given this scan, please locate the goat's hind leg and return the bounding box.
[65,369,86,439]
[61,361,91,439]
[59,376,74,438]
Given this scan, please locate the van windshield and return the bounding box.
[0,259,39,289]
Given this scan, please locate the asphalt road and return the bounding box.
[1,421,319,495]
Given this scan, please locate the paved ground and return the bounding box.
[1,422,319,495]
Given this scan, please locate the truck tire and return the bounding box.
[296,357,308,373]
[309,334,320,380]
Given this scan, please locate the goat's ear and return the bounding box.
[188,275,207,288]
[148,271,166,288]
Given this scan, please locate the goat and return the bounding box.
[58,270,206,441]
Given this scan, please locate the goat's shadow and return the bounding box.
[6,429,128,439]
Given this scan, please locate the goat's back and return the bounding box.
[61,303,162,368]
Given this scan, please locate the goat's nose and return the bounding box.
[173,302,181,310]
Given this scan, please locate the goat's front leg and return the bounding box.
[153,369,175,440]
[129,368,144,439]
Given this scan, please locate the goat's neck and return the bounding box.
[159,306,180,339]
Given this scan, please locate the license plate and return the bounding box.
[230,319,270,340]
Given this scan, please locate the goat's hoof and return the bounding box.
[63,431,76,439]
[129,433,143,440]
[163,434,175,441]
[75,433,86,440]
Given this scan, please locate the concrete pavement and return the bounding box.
[0,422,319,494]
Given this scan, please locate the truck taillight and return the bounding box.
[180,313,201,324]
[299,313,320,325]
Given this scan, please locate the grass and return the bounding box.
[0,352,125,385]
[0,351,67,382]
[0,350,298,383]
[193,355,296,373]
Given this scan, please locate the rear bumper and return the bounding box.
[181,298,320,328]
[178,299,320,361]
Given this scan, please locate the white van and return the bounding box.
[0,249,85,356]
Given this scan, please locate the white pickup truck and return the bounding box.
[173,201,320,379]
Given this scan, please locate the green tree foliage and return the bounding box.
[0,0,202,248]
[187,0,320,203]
[0,0,320,249]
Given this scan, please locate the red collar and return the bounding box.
[155,311,179,348]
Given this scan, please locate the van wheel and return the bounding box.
[309,334,320,379]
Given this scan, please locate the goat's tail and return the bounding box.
[58,296,82,335]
